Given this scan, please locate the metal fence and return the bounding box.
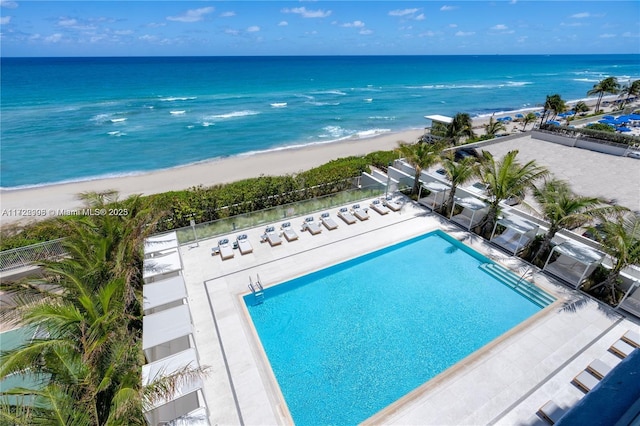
[0,238,67,272]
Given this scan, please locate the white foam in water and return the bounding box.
[307,101,340,106]
[159,96,197,101]
[110,117,127,123]
[356,128,391,138]
[270,102,287,108]
[206,110,260,119]
[364,98,373,102]
[170,110,186,115]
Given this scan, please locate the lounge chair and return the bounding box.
[384,197,402,212]
[370,199,390,215]
[352,204,369,221]
[537,400,567,425]
[218,238,234,260]
[281,222,298,242]
[621,329,640,348]
[610,339,635,358]
[572,370,600,393]
[236,234,253,255]
[320,213,338,230]
[301,217,322,235]
[586,358,613,380]
[338,207,357,225]
[262,226,282,246]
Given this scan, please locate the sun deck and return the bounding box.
[175,195,638,425]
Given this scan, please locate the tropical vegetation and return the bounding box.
[440,155,479,216]
[520,112,537,131]
[538,94,567,125]
[483,117,506,138]
[619,79,640,110]
[445,112,476,145]
[587,76,620,113]
[395,141,446,196]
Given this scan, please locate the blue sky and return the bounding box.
[1,1,639,56]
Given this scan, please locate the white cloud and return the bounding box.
[491,24,508,30]
[0,0,18,9]
[278,21,288,26]
[147,22,166,28]
[570,12,590,19]
[342,20,365,28]
[0,15,10,25]
[247,25,260,32]
[139,34,157,42]
[58,18,78,27]
[415,13,425,21]
[419,31,436,37]
[114,29,133,35]
[455,31,475,36]
[599,33,616,38]
[517,36,528,43]
[225,29,239,36]
[561,22,586,27]
[510,0,517,4]
[360,28,373,35]
[440,6,458,12]
[622,32,639,38]
[449,23,457,28]
[45,33,63,43]
[281,7,331,18]
[220,11,235,18]
[388,8,418,17]
[167,7,214,23]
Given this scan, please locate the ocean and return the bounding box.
[1,55,639,189]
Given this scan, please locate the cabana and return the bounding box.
[143,274,188,314]
[144,231,179,257]
[143,250,182,283]
[418,180,450,210]
[450,196,489,231]
[490,215,539,255]
[143,304,194,363]
[618,281,640,318]
[543,240,604,289]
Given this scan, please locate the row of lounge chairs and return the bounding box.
[537,329,639,424]
[211,197,403,260]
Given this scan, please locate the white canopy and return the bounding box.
[552,241,604,265]
[143,304,192,350]
[496,215,538,234]
[454,196,487,210]
[543,240,604,288]
[424,181,449,192]
[142,348,202,409]
[145,231,179,256]
[143,275,187,312]
[424,114,453,124]
[143,250,182,279]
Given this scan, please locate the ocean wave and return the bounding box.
[159,96,197,102]
[573,78,600,83]
[364,98,373,102]
[110,117,127,123]
[270,102,287,108]
[311,90,348,96]
[319,125,355,139]
[205,110,260,120]
[368,116,396,121]
[356,128,391,138]
[306,101,341,106]
[170,110,186,115]
[107,131,126,137]
[409,81,532,90]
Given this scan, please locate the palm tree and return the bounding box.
[440,155,479,216]
[477,150,549,237]
[521,112,537,131]
[530,179,623,263]
[618,79,640,110]
[539,94,566,125]
[483,117,506,138]
[571,101,590,120]
[0,192,202,425]
[587,76,620,113]
[445,112,476,145]
[589,213,640,304]
[395,141,446,195]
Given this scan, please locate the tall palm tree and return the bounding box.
[530,179,623,263]
[521,112,537,131]
[589,213,640,304]
[571,101,589,121]
[0,192,201,425]
[587,76,620,113]
[618,79,640,110]
[445,112,476,145]
[477,150,549,236]
[483,117,506,138]
[440,155,479,216]
[395,141,446,195]
[539,94,566,125]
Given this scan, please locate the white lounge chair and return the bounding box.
[218,238,234,260]
[384,197,402,212]
[320,213,338,230]
[236,234,253,255]
[621,329,640,348]
[352,204,369,221]
[338,207,357,225]
[281,222,298,242]
[537,400,567,425]
[586,358,614,380]
[262,226,282,246]
[610,339,635,358]
[572,370,600,393]
[301,217,322,235]
[370,199,390,215]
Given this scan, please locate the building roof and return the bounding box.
[424,114,453,124]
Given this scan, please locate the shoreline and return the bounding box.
[0,129,424,226]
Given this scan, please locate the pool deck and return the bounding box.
[178,195,639,425]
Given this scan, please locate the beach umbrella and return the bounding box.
[628,113,640,120]
[546,120,561,126]
[617,127,632,132]
[503,116,513,121]
[603,115,615,120]
[598,119,617,126]
[515,113,524,119]
[534,112,541,117]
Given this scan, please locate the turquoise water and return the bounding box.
[1,55,639,188]
[0,328,42,405]
[244,231,547,425]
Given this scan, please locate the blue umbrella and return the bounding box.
[628,113,640,120]
[598,119,617,126]
[547,120,561,126]
[515,113,524,118]
[617,127,632,132]
[503,116,513,121]
[534,112,541,117]
[603,115,615,120]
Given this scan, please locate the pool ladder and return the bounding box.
[248,274,265,305]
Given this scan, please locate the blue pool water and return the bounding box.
[244,231,549,425]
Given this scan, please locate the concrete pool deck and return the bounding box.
[177,196,639,425]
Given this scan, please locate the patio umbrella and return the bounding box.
[547,120,561,126]
[515,113,524,119]
[503,116,513,121]
[617,127,632,132]
[628,113,640,120]
[603,115,615,120]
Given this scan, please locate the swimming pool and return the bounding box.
[244,230,553,425]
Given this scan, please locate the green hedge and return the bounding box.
[539,123,638,146]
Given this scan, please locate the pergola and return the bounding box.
[490,215,539,255]
[419,180,450,210]
[543,240,604,288]
[450,196,489,231]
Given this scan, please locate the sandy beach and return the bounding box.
[0,129,424,226]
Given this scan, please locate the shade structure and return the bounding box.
[547,120,561,126]
[142,348,202,409]
[143,274,188,312]
[490,215,539,255]
[515,113,524,118]
[145,231,179,256]
[603,115,615,120]
[419,180,450,210]
[617,127,632,132]
[143,304,193,350]
[424,114,453,124]
[143,250,182,280]
[543,240,604,288]
[450,196,489,231]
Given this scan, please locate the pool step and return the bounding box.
[248,275,265,305]
[479,263,555,308]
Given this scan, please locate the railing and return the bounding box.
[0,238,66,272]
